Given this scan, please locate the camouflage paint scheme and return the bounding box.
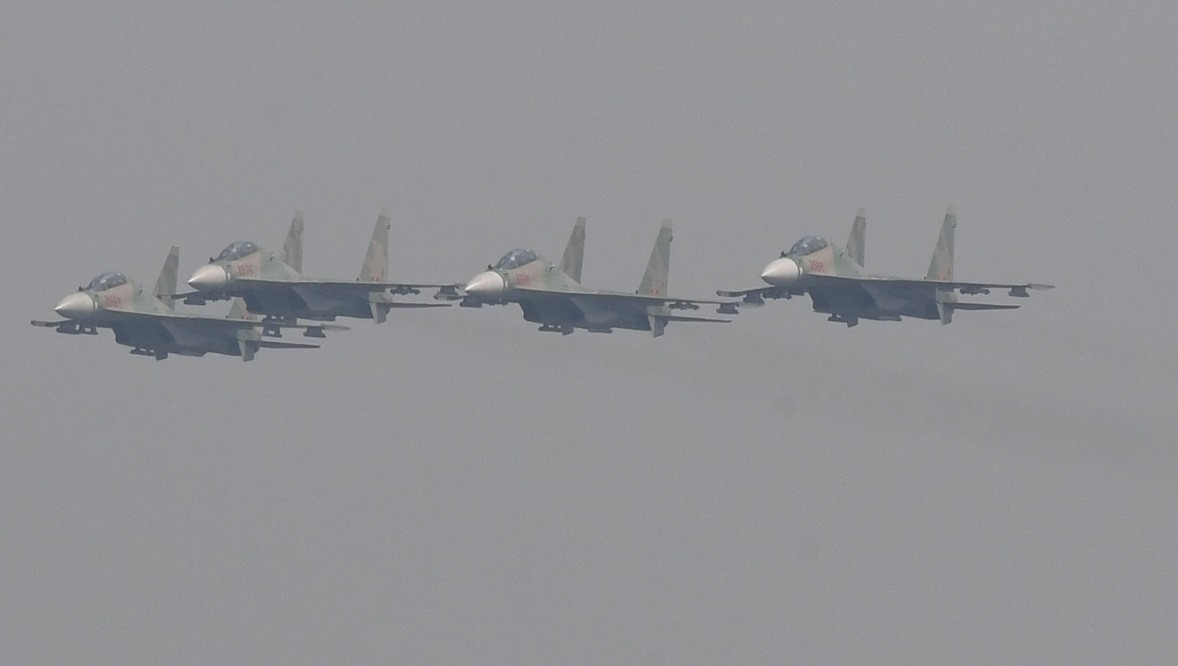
[183,211,455,325]
[31,247,345,361]
[718,209,1054,326]
[449,217,734,336]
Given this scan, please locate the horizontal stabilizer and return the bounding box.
[387,302,452,309]
[660,314,732,324]
[948,302,1020,311]
[256,340,321,350]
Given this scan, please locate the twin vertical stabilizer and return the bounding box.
[639,220,673,297]
[927,207,956,282]
[640,220,674,337]
[360,209,391,283]
[560,217,586,283]
[845,209,866,267]
[928,207,957,324]
[283,212,304,274]
[154,246,180,309]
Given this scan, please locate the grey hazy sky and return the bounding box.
[3,2,1175,663]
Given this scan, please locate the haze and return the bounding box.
[3,3,1175,663]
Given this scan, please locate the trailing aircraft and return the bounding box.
[717,208,1053,326]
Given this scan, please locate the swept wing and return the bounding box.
[85,308,349,335]
[515,285,732,322]
[719,277,1052,304]
[802,274,1054,297]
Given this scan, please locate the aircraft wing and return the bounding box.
[804,274,1054,297]
[255,340,321,350]
[715,286,799,305]
[31,319,71,328]
[515,285,735,314]
[98,308,350,334]
[177,279,462,303]
[236,277,459,296]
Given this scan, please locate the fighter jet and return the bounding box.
[31,247,345,360]
[717,208,1053,326]
[447,217,733,336]
[183,210,454,332]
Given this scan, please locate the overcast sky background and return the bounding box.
[3,2,1176,663]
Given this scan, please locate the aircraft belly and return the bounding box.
[572,298,621,326]
[519,297,581,326]
[569,297,647,330]
[157,321,236,355]
[112,322,173,349]
[810,285,873,317]
[836,284,940,320]
[159,321,216,348]
[244,289,307,317]
[112,321,228,356]
[290,286,366,319]
[859,284,916,312]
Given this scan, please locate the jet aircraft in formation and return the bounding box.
[32,208,1054,360]
[718,208,1054,326]
[181,210,453,333]
[443,217,732,336]
[32,246,346,360]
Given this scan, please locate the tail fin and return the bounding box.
[283,211,304,273]
[638,220,672,296]
[359,209,390,282]
[154,246,180,309]
[926,207,956,281]
[560,217,586,283]
[845,208,866,267]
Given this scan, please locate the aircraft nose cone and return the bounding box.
[54,292,96,319]
[464,271,506,298]
[760,257,802,286]
[188,264,229,290]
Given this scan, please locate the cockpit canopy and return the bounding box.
[493,248,538,271]
[786,235,829,257]
[215,241,259,262]
[85,272,129,292]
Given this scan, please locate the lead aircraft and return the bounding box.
[442,217,734,336]
[31,247,344,360]
[717,209,1053,326]
[182,210,455,333]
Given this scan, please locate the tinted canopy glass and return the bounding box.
[493,248,538,270]
[215,241,259,261]
[85,272,129,291]
[786,236,828,256]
